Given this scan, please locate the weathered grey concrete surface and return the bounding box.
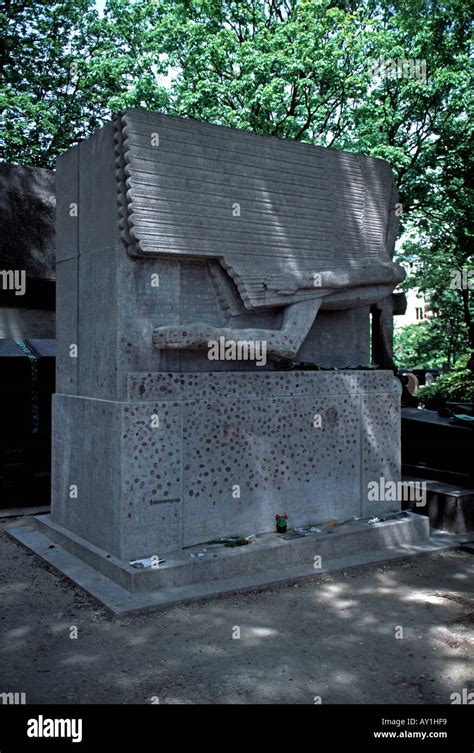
[9,513,434,611]
[55,109,403,384]
[114,110,404,311]
[1,517,472,704]
[46,111,407,604]
[404,478,474,534]
[49,372,402,559]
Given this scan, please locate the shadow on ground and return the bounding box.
[0,518,472,704]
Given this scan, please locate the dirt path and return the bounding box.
[1,518,472,704]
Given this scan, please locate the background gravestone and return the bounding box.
[0,165,56,508]
[0,163,55,339]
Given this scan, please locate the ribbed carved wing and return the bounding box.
[114,108,404,310]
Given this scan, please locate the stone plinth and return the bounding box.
[49,370,400,561]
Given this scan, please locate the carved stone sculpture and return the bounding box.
[13,110,412,593]
[114,110,404,360]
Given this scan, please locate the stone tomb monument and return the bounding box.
[10,110,430,609]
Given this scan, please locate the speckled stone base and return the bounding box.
[50,371,400,562]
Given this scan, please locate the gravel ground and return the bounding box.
[0,517,473,704]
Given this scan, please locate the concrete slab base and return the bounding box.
[7,512,469,614]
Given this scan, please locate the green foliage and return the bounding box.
[418,359,474,409]
[394,298,470,369]
[394,322,445,370]
[0,0,106,165]
[1,0,472,356]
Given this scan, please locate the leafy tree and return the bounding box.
[1,0,472,364]
[394,300,469,370]
[0,0,107,165]
[418,356,474,409]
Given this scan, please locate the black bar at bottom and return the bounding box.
[0,704,471,750]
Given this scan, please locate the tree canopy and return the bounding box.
[1,0,472,366]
